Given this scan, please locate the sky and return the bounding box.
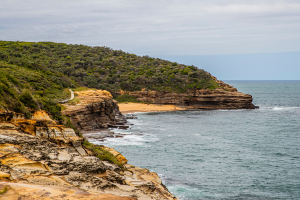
[1,0,300,80]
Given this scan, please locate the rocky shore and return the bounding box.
[0,110,177,199]
[118,88,256,110]
[118,79,257,110]
[62,89,128,131]
[0,86,257,199]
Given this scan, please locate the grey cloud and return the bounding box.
[0,0,300,55]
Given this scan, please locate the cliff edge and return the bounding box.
[0,110,177,199]
[62,89,127,131]
[118,78,256,110]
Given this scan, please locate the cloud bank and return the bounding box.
[1,0,300,55]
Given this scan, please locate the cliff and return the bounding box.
[0,110,177,199]
[62,89,127,131]
[118,88,256,110]
[117,77,256,110]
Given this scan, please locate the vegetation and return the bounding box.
[115,94,142,103]
[0,40,219,119]
[82,140,124,169]
[0,41,218,95]
[0,186,9,195]
[68,98,80,105]
[0,61,74,120]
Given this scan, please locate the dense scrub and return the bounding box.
[114,94,142,103]
[0,41,218,96]
[0,61,74,119]
[0,41,219,119]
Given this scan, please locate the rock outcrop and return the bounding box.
[0,110,178,199]
[118,88,256,110]
[62,89,127,131]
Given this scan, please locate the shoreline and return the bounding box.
[0,110,178,199]
[118,102,185,114]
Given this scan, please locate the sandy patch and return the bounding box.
[118,103,185,114]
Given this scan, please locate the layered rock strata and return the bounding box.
[0,110,177,199]
[62,89,127,131]
[119,88,256,109]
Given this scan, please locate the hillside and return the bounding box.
[0,41,256,199]
[0,41,218,93]
[0,40,221,117]
[0,61,76,119]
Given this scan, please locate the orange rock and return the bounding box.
[31,110,56,125]
[0,182,138,200]
[74,89,113,100]
[0,171,10,178]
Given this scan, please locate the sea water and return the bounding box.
[89,81,300,199]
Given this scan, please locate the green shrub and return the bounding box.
[115,94,141,103]
[82,140,124,169]
[68,98,80,105]
[42,98,62,121]
[19,91,38,110]
[0,186,9,195]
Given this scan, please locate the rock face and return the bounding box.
[119,88,256,109]
[0,110,178,199]
[63,99,126,130]
[62,89,127,131]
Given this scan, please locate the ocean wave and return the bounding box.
[166,184,207,200]
[257,106,300,111]
[218,109,244,112]
[94,134,159,146]
[272,107,300,110]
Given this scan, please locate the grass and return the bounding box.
[73,87,96,91]
[68,98,80,105]
[82,140,124,169]
[62,115,82,137]
[0,186,9,195]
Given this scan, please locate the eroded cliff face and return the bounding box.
[62,89,127,131]
[119,87,256,109]
[0,110,178,200]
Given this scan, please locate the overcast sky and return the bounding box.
[1,0,300,80]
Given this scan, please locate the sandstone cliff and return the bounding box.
[62,89,127,131]
[0,110,177,199]
[118,80,256,110]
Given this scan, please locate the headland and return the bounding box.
[0,41,258,199]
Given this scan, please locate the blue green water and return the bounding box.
[90,81,300,199]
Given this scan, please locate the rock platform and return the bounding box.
[0,110,177,199]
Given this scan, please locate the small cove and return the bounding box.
[89,81,300,199]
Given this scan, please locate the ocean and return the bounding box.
[89,80,300,200]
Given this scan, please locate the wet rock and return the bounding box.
[125,114,138,119]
